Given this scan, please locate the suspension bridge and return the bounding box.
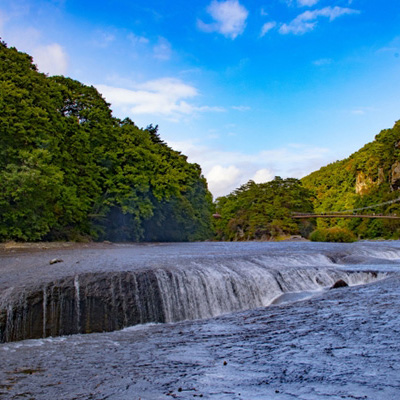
[292,197,400,220]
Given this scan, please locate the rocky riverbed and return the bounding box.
[1,241,400,399]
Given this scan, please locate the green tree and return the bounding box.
[0,41,214,242]
[214,177,314,241]
[302,120,400,239]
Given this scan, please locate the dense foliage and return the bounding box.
[214,177,314,241]
[309,227,356,243]
[302,121,400,239]
[0,42,214,242]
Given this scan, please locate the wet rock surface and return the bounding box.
[330,279,349,289]
[1,241,400,399]
[1,274,400,400]
[0,242,391,342]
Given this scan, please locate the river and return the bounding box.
[1,241,400,399]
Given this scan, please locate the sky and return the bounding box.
[1,0,400,198]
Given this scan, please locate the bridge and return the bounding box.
[292,197,400,220]
[292,213,400,219]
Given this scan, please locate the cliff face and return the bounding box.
[355,171,375,195]
[391,161,400,190]
[302,121,400,238]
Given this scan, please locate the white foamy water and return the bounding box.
[1,241,400,399]
[0,241,394,343]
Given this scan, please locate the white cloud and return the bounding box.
[32,43,68,75]
[232,105,251,111]
[95,78,224,119]
[260,21,277,37]
[127,33,149,45]
[207,165,241,195]
[297,0,319,7]
[252,168,274,183]
[1,25,41,51]
[279,6,360,35]
[350,107,375,116]
[127,34,172,61]
[92,31,115,48]
[376,36,400,56]
[0,14,68,76]
[153,37,172,60]
[169,139,330,198]
[198,0,249,39]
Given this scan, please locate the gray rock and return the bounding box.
[330,279,349,289]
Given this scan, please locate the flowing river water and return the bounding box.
[1,241,400,399]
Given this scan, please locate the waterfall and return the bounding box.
[42,286,47,337]
[0,256,387,343]
[74,276,81,332]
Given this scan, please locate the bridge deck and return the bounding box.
[292,214,400,219]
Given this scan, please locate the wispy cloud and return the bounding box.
[260,21,277,37]
[376,36,400,56]
[279,6,360,35]
[127,33,171,61]
[127,33,149,45]
[91,30,116,48]
[0,10,68,76]
[169,139,330,197]
[198,0,249,39]
[95,78,224,120]
[32,43,68,75]
[153,37,172,60]
[297,0,320,7]
[350,107,375,116]
[313,58,333,66]
[283,0,320,7]
[232,105,251,111]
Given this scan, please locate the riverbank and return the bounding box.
[0,236,309,253]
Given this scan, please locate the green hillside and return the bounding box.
[214,122,400,242]
[0,41,214,242]
[302,121,400,239]
[214,177,314,241]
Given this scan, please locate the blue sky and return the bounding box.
[1,0,400,197]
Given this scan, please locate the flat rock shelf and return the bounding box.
[1,241,400,399]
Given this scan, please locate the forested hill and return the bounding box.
[214,177,314,241]
[0,41,214,242]
[302,121,400,239]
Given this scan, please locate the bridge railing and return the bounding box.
[291,212,400,219]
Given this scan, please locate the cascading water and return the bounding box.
[0,247,388,343]
[74,275,80,332]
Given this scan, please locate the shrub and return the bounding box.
[309,227,356,243]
